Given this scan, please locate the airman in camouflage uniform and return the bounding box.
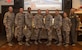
[44,9,53,46]
[69,8,79,46]
[15,8,25,45]
[3,7,15,46]
[53,10,62,46]
[24,7,33,46]
[34,9,43,45]
[62,12,72,47]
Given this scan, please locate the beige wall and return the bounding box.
[72,0,81,9]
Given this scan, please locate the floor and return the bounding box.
[0,35,6,47]
[0,34,82,50]
[78,42,82,45]
[0,43,82,50]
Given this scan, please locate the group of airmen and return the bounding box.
[3,6,79,47]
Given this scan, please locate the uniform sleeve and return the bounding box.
[15,13,18,26]
[59,15,62,28]
[75,15,79,28]
[25,13,31,26]
[3,13,8,26]
[34,15,37,27]
[41,15,44,28]
[12,13,15,25]
[69,19,72,27]
[50,15,53,26]
[25,14,28,25]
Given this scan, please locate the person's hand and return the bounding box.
[76,28,79,31]
[35,27,38,29]
[15,24,17,27]
[42,26,44,29]
[48,28,50,31]
[5,25,8,28]
[24,25,27,30]
[57,28,60,31]
[27,26,31,29]
[14,33,17,38]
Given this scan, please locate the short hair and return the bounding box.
[28,7,31,10]
[55,9,59,11]
[20,7,23,8]
[8,6,13,9]
[38,9,41,10]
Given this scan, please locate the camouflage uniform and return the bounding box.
[34,14,43,41]
[24,12,33,42]
[44,14,53,42]
[15,13,25,42]
[53,15,62,44]
[62,17,72,44]
[69,14,79,44]
[3,12,15,43]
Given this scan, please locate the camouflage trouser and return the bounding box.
[63,31,70,44]
[52,28,58,40]
[23,27,32,42]
[5,26,13,42]
[34,28,42,40]
[70,26,77,44]
[15,26,24,42]
[55,28,62,43]
[46,29,52,41]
